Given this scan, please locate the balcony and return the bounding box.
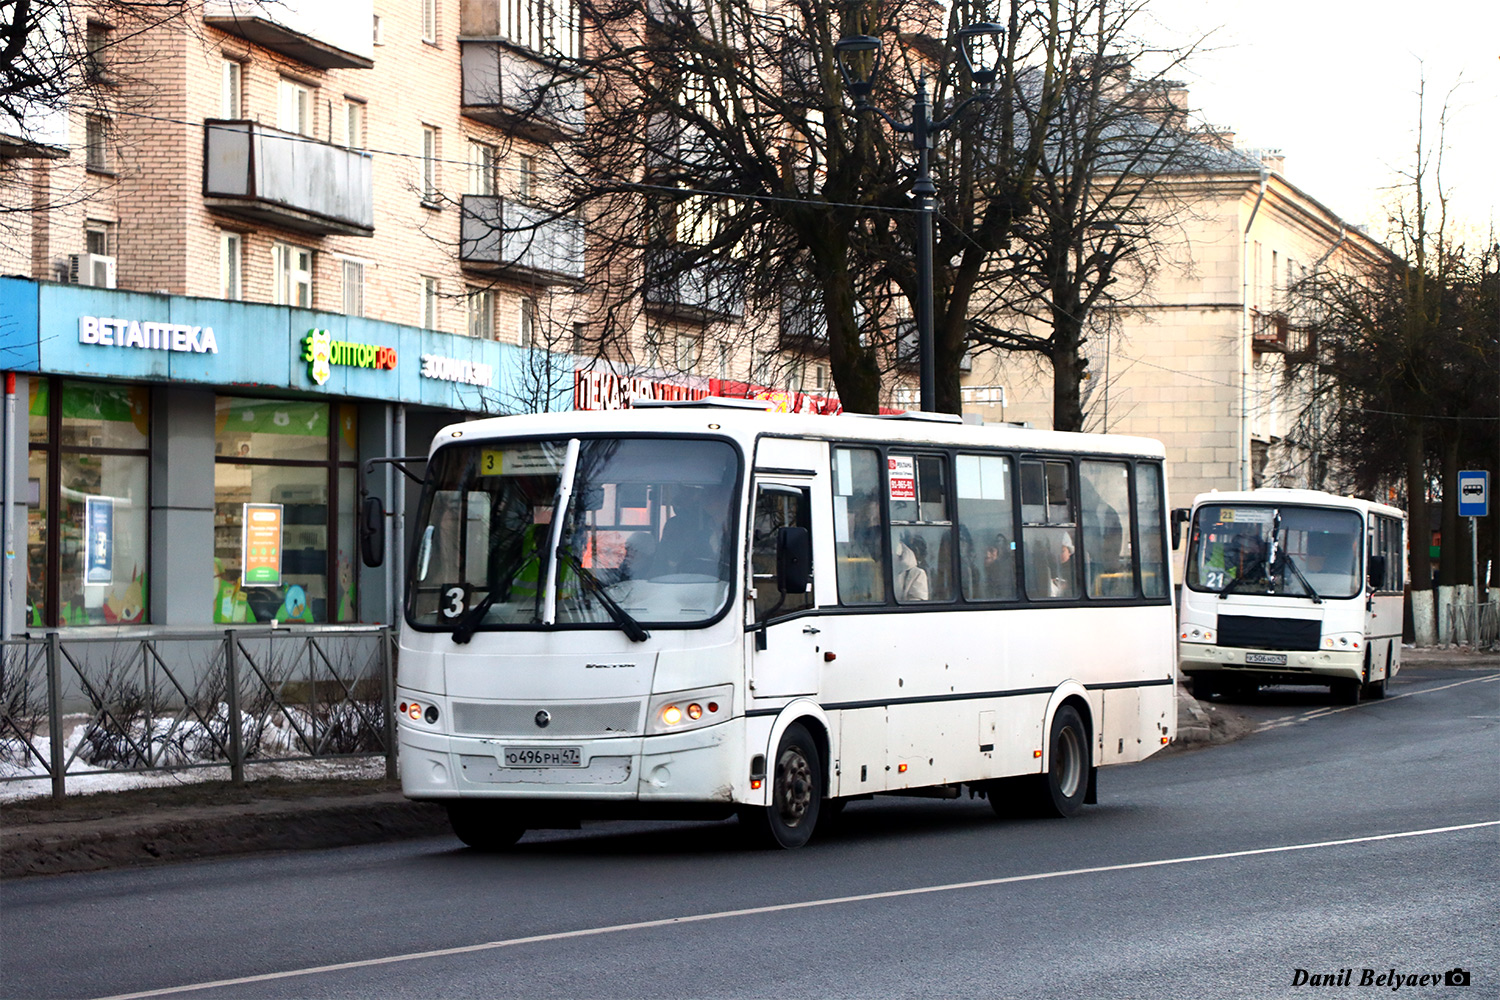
[203,121,374,237]
[460,40,583,140]
[644,250,744,322]
[1251,309,1289,354]
[204,1,374,70]
[459,196,584,283]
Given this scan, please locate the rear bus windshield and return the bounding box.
[407,437,740,632]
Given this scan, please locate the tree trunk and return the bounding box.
[1050,303,1086,432]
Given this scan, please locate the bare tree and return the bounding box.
[1280,78,1500,641]
[968,0,1220,432]
[484,0,1075,413]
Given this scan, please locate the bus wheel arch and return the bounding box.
[742,713,827,849]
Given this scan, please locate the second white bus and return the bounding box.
[1177,488,1406,704]
[380,402,1178,849]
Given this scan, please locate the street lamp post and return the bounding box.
[835,23,1003,412]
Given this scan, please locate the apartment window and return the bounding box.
[85,115,109,171]
[342,260,365,317]
[467,287,493,339]
[675,331,700,373]
[572,322,588,356]
[422,0,438,43]
[85,221,115,257]
[517,153,536,204]
[468,141,496,196]
[220,232,242,300]
[345,100,365,149]
[278,78,311,136]
[85,22,110,83]
[372,13,384,45]
[643,325,663,368]
[716,343,728,380]
[221,60,242,118]
[519,298,536,347]
[273,242,313,307]
[421,125,440,203]
[420,276,440,329]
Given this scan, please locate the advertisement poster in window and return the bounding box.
[242,502,284,586]
[888,455,916,501]
[85,496,113,585]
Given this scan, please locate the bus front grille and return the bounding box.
[1217,615,1321,651]
[451,699,645,737]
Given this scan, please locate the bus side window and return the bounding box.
[751,484,813,621]
[955,453,1017,601]
[1080,460,1132,598]
[1021,459,1078,600]
[833,448,886,605]
[1135,463,1167,598]
[888,452,953,603]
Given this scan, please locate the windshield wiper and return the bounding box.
[451,588,498,644]
[1218,573,1269,599]
[559,549,651,643]
[1277,551,1323,604]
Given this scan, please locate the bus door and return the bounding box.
[747,479,820,698]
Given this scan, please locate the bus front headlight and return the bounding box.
[648,685,733,735]
[1179,626,1216,644]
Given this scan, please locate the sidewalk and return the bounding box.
[3,646,1492,878]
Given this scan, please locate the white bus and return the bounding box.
[1177,489,1406,704]
[380,402,1177,849]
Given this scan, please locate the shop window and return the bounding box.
[213,398,359,624]
[27,379,151,627]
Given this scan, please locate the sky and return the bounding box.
[1138,0,1500,241]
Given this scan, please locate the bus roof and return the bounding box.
[1189,488,1406,521]
[429,401,1168,460]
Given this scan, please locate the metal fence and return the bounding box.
[0,626,395,800]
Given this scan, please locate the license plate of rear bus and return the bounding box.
[503,746,582,767]
[1244,652,1287,666]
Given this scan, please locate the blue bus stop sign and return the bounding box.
[1457,471,1489,517]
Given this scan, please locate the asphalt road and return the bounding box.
[3,663,1495,1000]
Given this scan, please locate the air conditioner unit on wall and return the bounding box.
[67,252,117,289]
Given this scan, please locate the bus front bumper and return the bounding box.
[398,721,748,806]
[1179,643,1365,683]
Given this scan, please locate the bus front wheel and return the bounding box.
[446,802,525,851]
[740,722,822,849]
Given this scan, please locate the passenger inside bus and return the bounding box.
[893,536,930,601]
[652,484,729,578]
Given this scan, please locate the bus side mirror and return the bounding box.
[1367,554,1386,591]
[776,526,812,594]
[1170,508,1190,550]
[360,495,386,568]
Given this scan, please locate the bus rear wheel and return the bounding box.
[1036,705,1090,817]
[991,705,1090,819]
[446,802,525,851]
[740,722,822,849]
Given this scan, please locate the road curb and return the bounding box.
[2,795,450,879]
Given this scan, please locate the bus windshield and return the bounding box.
[1185,503,1364,600]
[408,437,739,632]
